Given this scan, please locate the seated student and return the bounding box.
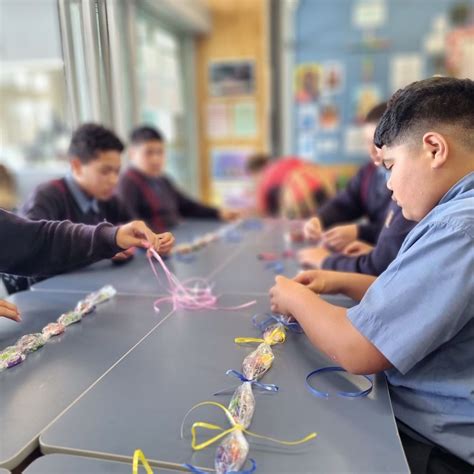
[269,77,474,473]
[22,123,133,251]
[298,198,416,275]
[118,126,239,232]
[0,210,174,321]
[305,103,391,251]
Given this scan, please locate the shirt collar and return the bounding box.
[438,172,474,205]
[65,174,100,214]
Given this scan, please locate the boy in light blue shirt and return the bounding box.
[269,77,474,473]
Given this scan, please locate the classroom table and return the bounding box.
[23,454,179,473]
[0,469,9,474]
[40,294,409,473]
[0,291,172,470]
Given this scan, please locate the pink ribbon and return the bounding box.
[148,248,256,313]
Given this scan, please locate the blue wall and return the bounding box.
[292,0,470,164]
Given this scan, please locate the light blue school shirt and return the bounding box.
[347,172,474,464]
[65,174,100,215]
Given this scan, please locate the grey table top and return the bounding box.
[0,291,172,470]
[0,469,9,474]
[40,294,409,473]
[24,454,179,473]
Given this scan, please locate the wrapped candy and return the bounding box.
[75,300,96,316]
[215,431,249,474]
[261,323,286,345]
[85,285,116,305]
[42,322,65,339]
[16,333,46,353]
[227,382,255,429]
[242,343,274,381]
[0,346,26,371]
[57,310,82,327]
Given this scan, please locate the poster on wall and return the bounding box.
[295,64,323,103]
[352,84,383,124]
[322,61,345,95]
[207,103,230,138]
[209,60,255,97]
[319,103,341,131]
[389,53,424,93]
[297,104,319,131]
[211,148,254,208]
[233,101,257,137]
[446,26,474,78]
[297,132,315,160]
[344,126,367,156]
[353,0,387,29]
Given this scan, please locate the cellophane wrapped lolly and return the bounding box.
[85,285,117,305]
[262,323,286,345]
[42,322,65,340]
[57,310,82,327]
[75,299,96,316]
[0,346,26,371]
[215,430,249,474]
[242,343,274,381]
[227,382,255,429]
[16,333,46,353]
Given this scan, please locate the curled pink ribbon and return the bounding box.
[148,248,256,313]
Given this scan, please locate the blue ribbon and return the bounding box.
[306,366,373,399]
[264,260,284,274]
[224,229,242,243]
[213,369,279,395]
[242,219,263,231]
[184,458,257,474]
[252,313,303,334]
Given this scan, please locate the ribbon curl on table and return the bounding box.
[180,401,317,451]
[147,248,256,313]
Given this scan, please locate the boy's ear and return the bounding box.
[70,157,83,176]
[422,132,448,169]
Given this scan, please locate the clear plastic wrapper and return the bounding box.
[42,322,65,339]
[16,333,46,353]
[0,346,26,371]
[227,382,255,429]
[85,285,116,305]
[215,430,249,474]
[261,323,286,345]
[75,300,96,316]
[57,310,82,327]
[242,343,274,381]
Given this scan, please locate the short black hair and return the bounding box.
[246,153,270,174]
[374,77,474,149]
[365,102,387,124]
[68,123,124,163]
[129,125,165,145]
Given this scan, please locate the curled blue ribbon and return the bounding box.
[184,458,257,474]
[213,369,279,395]
[264,260,284,274]
[306,366,373,399]
[252,313,303,334]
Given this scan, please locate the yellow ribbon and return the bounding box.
[132,449,154,474]
[235,326,286,346]
[182,401,317,452]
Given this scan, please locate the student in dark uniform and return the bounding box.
[118,126,239,232]
[0,211,174,321]
[305,102,391,251]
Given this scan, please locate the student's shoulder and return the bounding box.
[32,178,68,201]
[119,168,143,187]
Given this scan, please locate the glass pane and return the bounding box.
[135,9,190,190]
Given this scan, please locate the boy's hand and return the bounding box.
[298,246,331,268]
[322,224,358,251]
[156,232,174,255]
[293,269,342,295]
[269,275,308,315]
[116,221,175,254]
[112,247,136,262]
[343,240,373,256]
[219,209,241,221]
[0,299,21,322]
[304,217,323,241]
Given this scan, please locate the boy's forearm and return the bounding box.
[289,287,389,374]
[334,272,377,301]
